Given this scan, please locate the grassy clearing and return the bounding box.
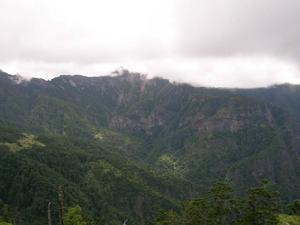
[278,214,300,225]
[0,133,45,152]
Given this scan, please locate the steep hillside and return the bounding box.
[0,125,192,225]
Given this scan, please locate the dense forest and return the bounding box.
[1,180,300,225]
[1,70,300,224]
[152,181,300,225]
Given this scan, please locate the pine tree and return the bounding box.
[64,205,87,225]
[242,180,280,225]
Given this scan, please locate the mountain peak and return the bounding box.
[10,74,30,84]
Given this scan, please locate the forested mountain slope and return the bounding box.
[1,70,300,224]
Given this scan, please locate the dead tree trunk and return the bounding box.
[47,202,52,225]
[58,186,64,225]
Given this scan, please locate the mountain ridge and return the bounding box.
[1,69,300,224]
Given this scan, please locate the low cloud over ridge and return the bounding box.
[0,0,300,87]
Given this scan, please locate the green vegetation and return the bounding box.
[0,126,191,225]
[152,182,299,225]
[1,71,300,224]
[65,205,87,225]
[0,133,45,152]
[0,203,14,225]
[0,223,12,225]
[278,214,300,225]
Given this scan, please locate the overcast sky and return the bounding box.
[0,0,300,87]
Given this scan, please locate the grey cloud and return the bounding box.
[1,0,300,63]
[0,0,300,87]
[175,0,300,60]
[0,0,172,64]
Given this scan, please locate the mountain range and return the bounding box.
[1,69,300,225]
